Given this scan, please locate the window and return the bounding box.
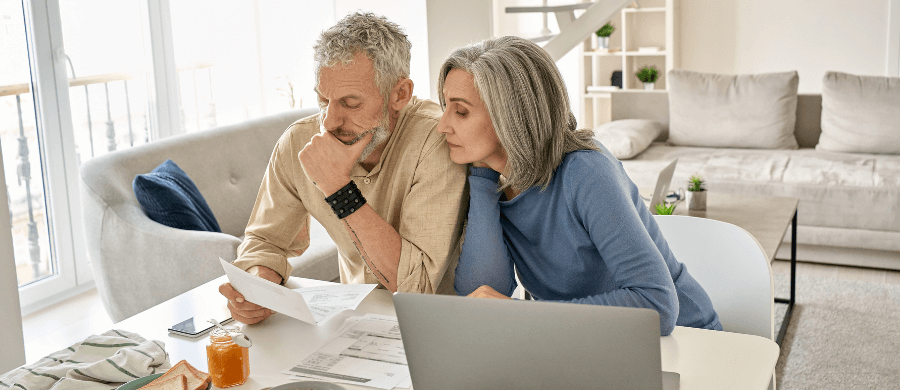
[169,0,333,133]
[0,0,55,288]
[59,0,153,163]
[3,0,336,315]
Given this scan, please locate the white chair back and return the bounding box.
[654,215,775,340]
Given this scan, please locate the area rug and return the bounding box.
[773,273,900,389]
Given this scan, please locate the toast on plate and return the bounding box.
[140,374,186,390]
[141,360,210,390]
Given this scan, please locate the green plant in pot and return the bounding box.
[686,174,707,211]
[636,66,659,90]
[595,22,614,50]
[655,202,676,215]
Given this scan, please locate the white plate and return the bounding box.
[270,381,347,390]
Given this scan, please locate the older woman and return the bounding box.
[437,36,721,336]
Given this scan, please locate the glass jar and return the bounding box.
[206,328,250,388]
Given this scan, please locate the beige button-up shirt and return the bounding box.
[233,97,467,294]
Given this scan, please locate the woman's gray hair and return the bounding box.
[437,36,598,191]
[314,12,412,101]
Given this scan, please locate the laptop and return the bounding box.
[393,293,680,390]
[649,158,678,215]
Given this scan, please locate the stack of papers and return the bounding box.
[219,258,376,325]
[282,314,411,389]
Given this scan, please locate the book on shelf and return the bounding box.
[637,46,661,53]
[586,85,621,93]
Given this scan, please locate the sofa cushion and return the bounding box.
[621,144,900,233]
[133,159,222,232]
[667,69,799,150]
[592,119,664,160]
[817,71,900,155]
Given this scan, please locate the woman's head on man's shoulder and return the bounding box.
[436,36,598,191]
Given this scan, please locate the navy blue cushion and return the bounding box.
[133,159,221,232]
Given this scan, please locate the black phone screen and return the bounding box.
[169,316,233,337]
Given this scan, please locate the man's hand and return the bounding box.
[467,285,513,300]
[218,265,283,324]
[299,129,373,196]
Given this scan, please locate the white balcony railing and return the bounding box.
[1,63,215,286]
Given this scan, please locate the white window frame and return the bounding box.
[17,0,91,314]
[142,0,182,139]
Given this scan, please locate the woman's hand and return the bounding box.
[467,285,513,299]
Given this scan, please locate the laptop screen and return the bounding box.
[393,293,664,390]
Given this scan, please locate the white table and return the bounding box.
[115,276,779,390]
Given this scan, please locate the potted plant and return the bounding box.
[594,22,614,51]
[686,174,707,211]
[636,66,659,90]
[655,202,676,215]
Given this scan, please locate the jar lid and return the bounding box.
[209,327,252,348]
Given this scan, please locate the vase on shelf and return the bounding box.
[643,82,655,90]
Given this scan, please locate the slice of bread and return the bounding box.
[140,374,186,390]
[182,361,211,390]
[144,360,209,390]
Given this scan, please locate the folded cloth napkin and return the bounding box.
[0,329,170,390]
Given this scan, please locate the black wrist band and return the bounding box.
[325,180,367,219]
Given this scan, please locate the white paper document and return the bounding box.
[218,258,376,325]
[282,314,411,389]
[296,284,379,323]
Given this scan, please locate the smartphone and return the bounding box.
[168,316,234,338]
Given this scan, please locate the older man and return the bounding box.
[219,12,467,324]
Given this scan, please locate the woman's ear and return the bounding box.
[389,78,414,114]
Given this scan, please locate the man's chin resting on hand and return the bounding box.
[218,12,467,326]
[218,265,282,324]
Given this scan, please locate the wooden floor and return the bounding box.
[20,260,900,364]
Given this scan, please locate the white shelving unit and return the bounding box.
[579,0,678,128]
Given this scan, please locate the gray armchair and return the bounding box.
[80,108,339,322]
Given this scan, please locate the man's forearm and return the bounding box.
[247,265,283,284]
[341,204,401,291]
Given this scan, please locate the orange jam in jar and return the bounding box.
[206,328,249,388]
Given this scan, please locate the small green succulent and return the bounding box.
[688,175,706,192]
[636,66,659,83]
[595,22,614,37]
[655,202,676,215]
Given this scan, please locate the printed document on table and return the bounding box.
[293,283,378,323]
[282,314,410,389]
[218,258,375,325]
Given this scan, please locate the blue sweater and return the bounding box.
[455,145,722,336]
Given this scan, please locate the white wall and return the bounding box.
[425,0,494,102]
[679,0,895,93]
[334,0,434,99]
[0,147,26,373]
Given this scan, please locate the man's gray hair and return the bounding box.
[437,36,598,191]
[314,12,412,100]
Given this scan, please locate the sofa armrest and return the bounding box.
[82,182,241,322]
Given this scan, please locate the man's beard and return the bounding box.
[320,108,390,162]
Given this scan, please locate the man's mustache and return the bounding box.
[330,128,377,145]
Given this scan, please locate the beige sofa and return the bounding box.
[610,91,900,270]
[80,108,340,322]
